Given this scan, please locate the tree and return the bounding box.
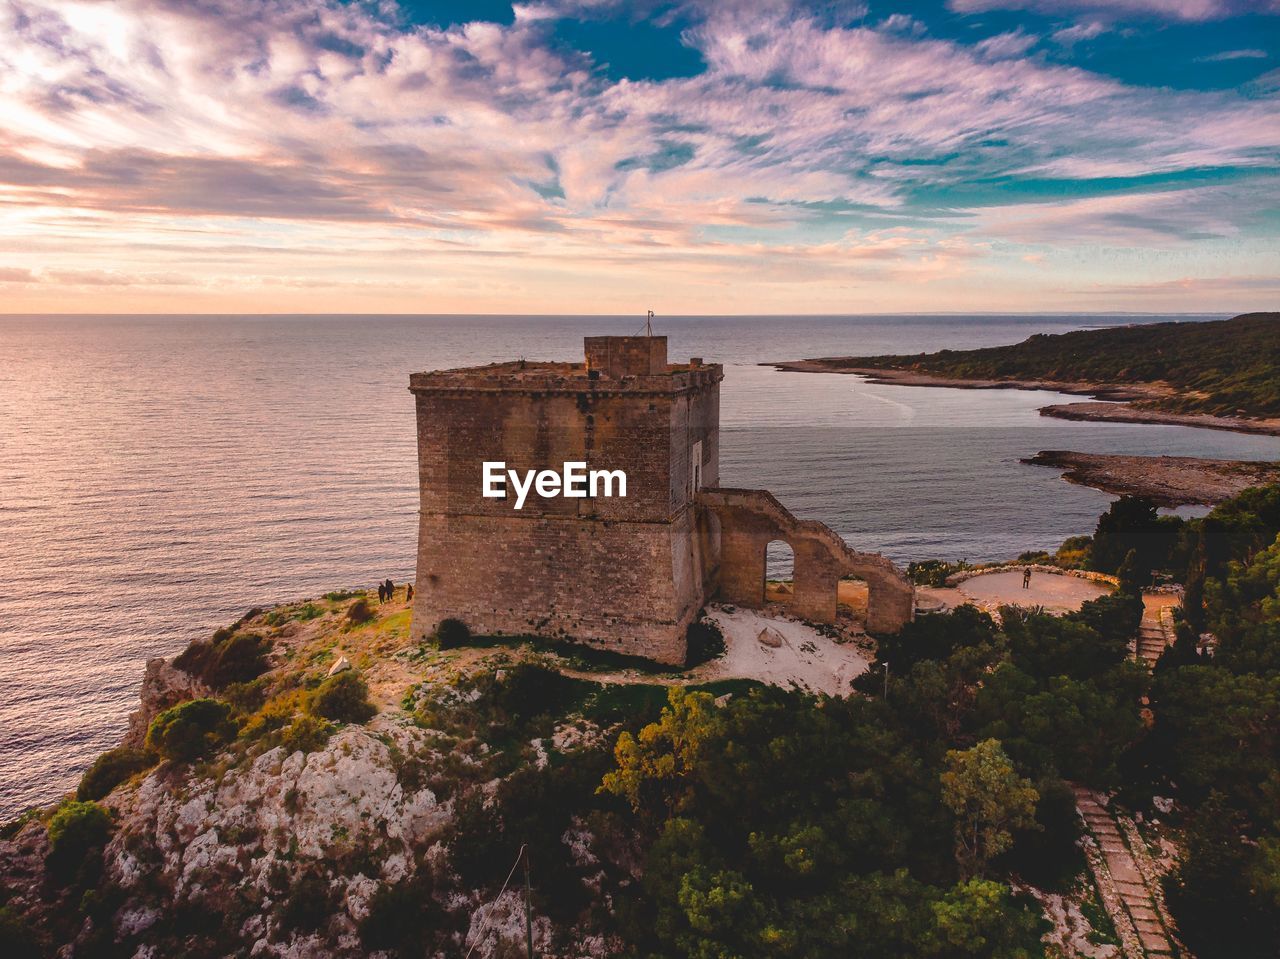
[978,664,1148,786]
[1090,495,1180,576]
[146,698,237,761]
[1165,792,1279,959]
[940,739,1038,879]
[599,687,722,816]
[1149,666,1280,817]
[928,878,1044,958]
[1002,609,1128,682]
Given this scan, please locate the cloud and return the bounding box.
[975,30,1039,59]
[1052,22,1107,45]
[0,0,1276,313]
[949,0,1279,21]
[1197,48,1270,61]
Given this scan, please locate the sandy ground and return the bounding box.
[916,586,966,610]
[953,569,1111,614]
[692,605,872,696]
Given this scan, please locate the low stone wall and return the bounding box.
[944,563,1120,588]
[944,563,1186,596]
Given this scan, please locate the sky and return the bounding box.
[0,0,1277,314]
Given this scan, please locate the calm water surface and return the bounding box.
[2,313,1277,816]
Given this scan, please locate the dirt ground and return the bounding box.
[914,569,1114,617]
[692,605,871,695]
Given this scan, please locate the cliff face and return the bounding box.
[122,659,210,750]
[0,590,630,959]
[105,720,451,955]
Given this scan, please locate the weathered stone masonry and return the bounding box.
[410,335,913,664]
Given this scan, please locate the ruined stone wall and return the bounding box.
[698,487,915,634]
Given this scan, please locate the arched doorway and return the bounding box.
[764,539,795,606]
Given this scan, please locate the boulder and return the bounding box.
[757,627,784,648]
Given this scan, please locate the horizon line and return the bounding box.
[0,310,1248,319]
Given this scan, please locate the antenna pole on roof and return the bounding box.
[645,309,654,337]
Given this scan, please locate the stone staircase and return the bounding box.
[1135,602,1173,667]
[1074,786,1185,958]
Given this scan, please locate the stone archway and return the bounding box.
[697,488,915,634]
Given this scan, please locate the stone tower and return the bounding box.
[409,335,722,663]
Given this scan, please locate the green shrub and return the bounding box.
[346,598,373,624]
[208,633,271,687]
[146,699,237,761]
[46,800,112,879]
[435,617,470,649]
[1056,535,1092,569]
[76,746,156,801]
[908,558,968,587]
[307,672,376,724]
[281,715,334,753]
[174,630,271,689]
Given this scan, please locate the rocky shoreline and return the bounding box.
[1038,401,1280,436]
[1025,450,1280,506]
[768,361,1280,437]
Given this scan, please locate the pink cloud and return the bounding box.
[0,0,1275,313]
[949,0,1277,21]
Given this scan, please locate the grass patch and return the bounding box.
[324,589,363,602]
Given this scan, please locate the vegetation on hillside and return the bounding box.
[6,486,1280,957]
[835,312,1280,418]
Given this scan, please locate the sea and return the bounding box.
[2,313,1278,818]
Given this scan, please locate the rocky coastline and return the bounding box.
[768,362,1280,437]
[1024,450,1280,506]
